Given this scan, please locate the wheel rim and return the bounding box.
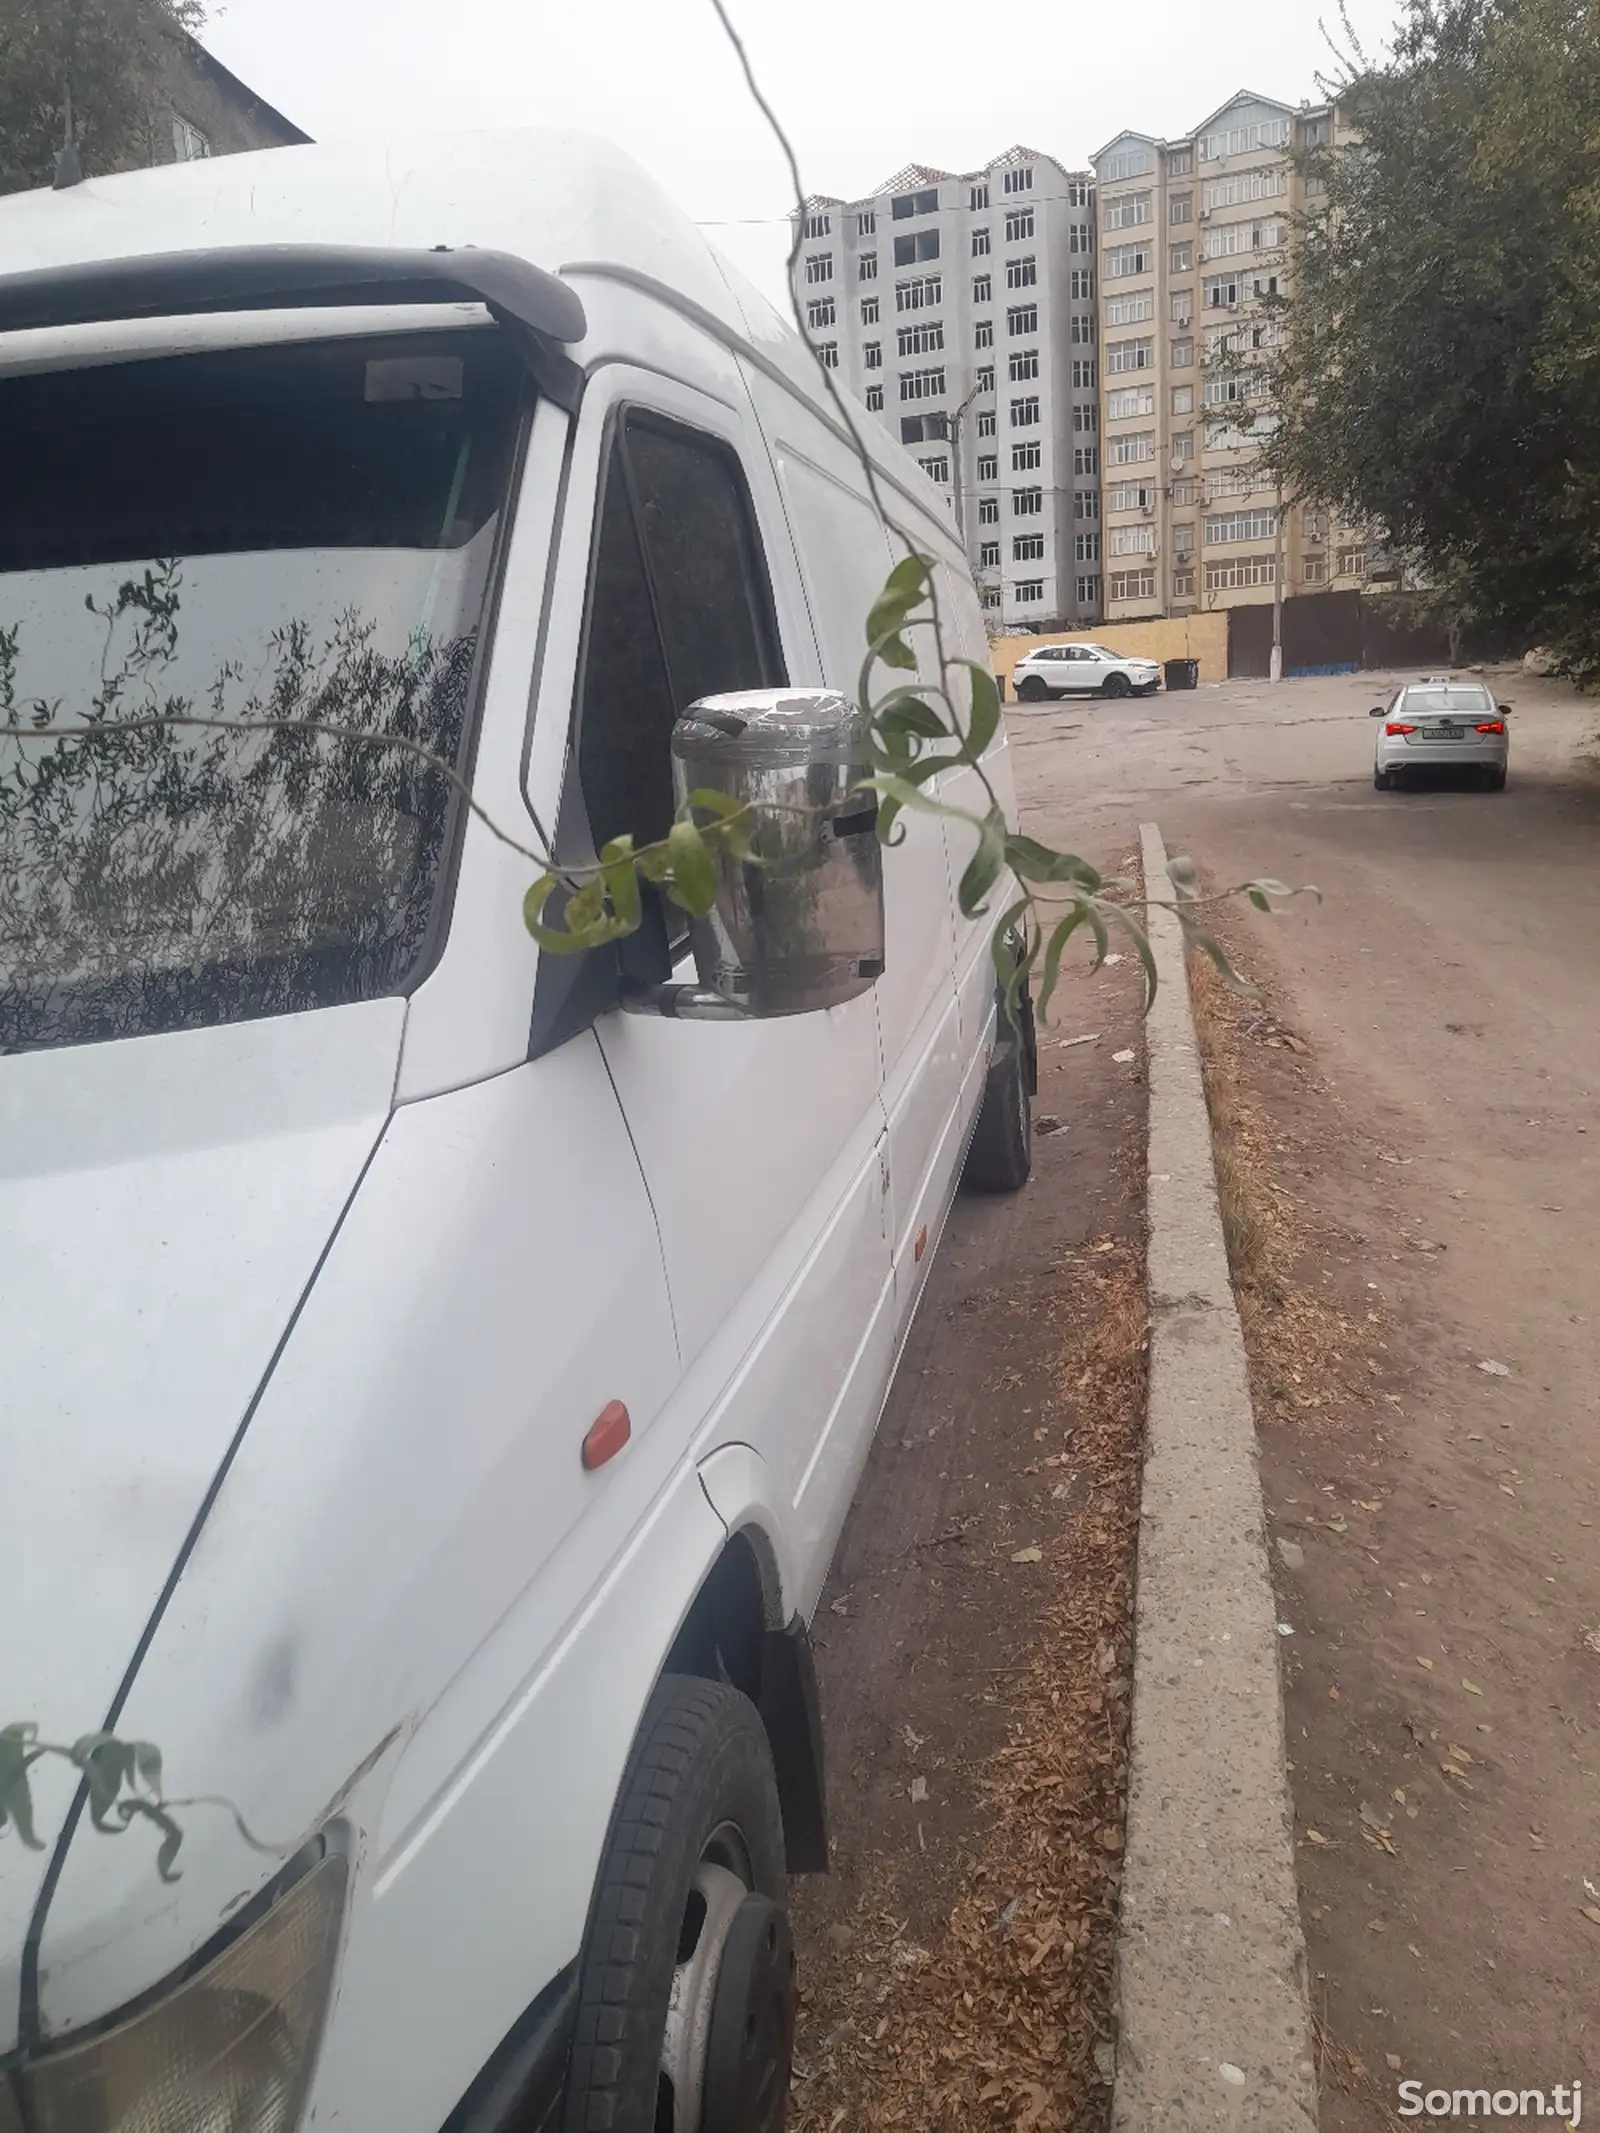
[659,1823,791,2133]
[1105,674,1130,697]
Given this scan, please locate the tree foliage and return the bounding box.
[1266,0,1600,679]
[0,0,204,193]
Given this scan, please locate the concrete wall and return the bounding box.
[990,610,1227,689]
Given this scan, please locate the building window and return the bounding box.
[972,227,991,256]
[1204,371,1263,407]
[1073,403,1099,434]
[898,321,945,355]
[1106,336,1154,373]
[1010,396,1040,428]
[1013,440,1041,471]
[1014,486,1043,515]
[816,342,839,369]
[864,341,882,369]
[1110,524,1155,555]
[1337,547,1368,576]
[1109,481,1157,511]
[970,182,990,210]
[1304,557,1327,582]
[1074,444,1099,475]
[975,317,994,347]
[1070,268,1096,300]
[894,229,941,266]
[920,455,950,482]
[1100,146,1154,182]
[1077,573,1101,605]
[1003,165,1034,194]
[980,539,1002,567]
[1014,579,1045,603]
[1172,433,1194,466]
[1069,178,1093,206]
[172,115,211,160]
[1205,555,1277,588]
[1305,507,1327,541]
[1109,568,1157,600]
[1204,169,1287,211]
[1075,531,1101,562]
[1075,490,1100,519]
[859,253,878,282]
[1106,292,1154,326]
[1109,429,1154,464]
[1172,568,1195,597]
[1105,243,1151,279]
[1013,533,1046,562]
[1006,304,1038,336]
[1171,336,1193,367]
[1103,191,1152,230]
[892,185,940,218]
[901,415,942,444]
[1179,530,1203,566]
[978,496,1000,523]
[804,253,833,284]
[1107,384,1155,419]
[977,409,997,437]
[861,295,880,324]
[900,367,946,402]
[1170,191,1193,223]
[981,588,1002,612]
[1006,255,1038,288]
[1207,467,1261,499]
[1008,349,1039,382]
[977,363,996,392]
[803,211,831,239]
[806,297,836,329]
[1170,241,1194,274]
[1004,209,1035,242]
[866,384,884,411]
[1071,313,1097,344]
[1172,288,1196,324]
[1069,222,1093,253]
[1171,384,1194,414]
[1072,358,1097,388]
[977,452,998,480]
[858,210,877,236]
[1203,220,1284,261]
[895,275,943,312]
[1201,118,1291,161]
[1167,145,1194,177]
[1302,115,1331,148]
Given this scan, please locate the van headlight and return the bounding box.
[21,1851,346,2133]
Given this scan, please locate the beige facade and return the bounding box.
[1090,92,1361,624]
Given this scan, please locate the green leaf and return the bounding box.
[951,660,1001,764]
[683,789,756,860]
[1037,905,1090,1025]
[665,820,718,916]
[523,873,587,954]
[864,624,917,676]
[1102,900,1160,1010]
[858,759,954,848]
[957,810,1008,918]
[1185,922,1261,997]
[1166,853,1201,900]
[864,555,934,646]
[990,899,1036,1025]
[1004,835,1103,890]
[874,695,950,743]
[598,838,643,935]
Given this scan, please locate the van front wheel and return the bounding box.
[563,1677,793,2133]
[963,1002,1035,1193]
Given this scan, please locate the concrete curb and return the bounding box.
[1110,823,1318,2130]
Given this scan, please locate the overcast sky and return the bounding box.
[204,0,1403,308]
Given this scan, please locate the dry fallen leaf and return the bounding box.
[1417,1656,1435,1671]
[1386,2054,1403,2072]
[1305,1829,1329,1845]
[1581,1906,1600,1928]
[1011,1546,1043,1564]
[1462,1679,1484,1697]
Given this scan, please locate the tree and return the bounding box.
[1265,0,1600,679]
[0,0,205,194]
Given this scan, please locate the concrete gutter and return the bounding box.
[1111,823,1318,2130]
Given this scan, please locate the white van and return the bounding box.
[0,132,1035,2133]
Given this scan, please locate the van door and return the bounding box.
[526,360,893,1618]
[742,365,965,1337]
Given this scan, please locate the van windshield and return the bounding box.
[0,328,525,1057]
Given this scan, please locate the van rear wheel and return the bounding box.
[963,998,1034,1193]
[563,1677,793,2133]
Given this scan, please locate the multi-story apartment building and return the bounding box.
[791,150,1102,632]
[1091,91,1350,623]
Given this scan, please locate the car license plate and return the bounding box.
[1425,724,1464,739]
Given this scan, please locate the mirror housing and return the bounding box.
[1368,707,1385,717]
[1497,702,1513,714]
[665,688,886,1019]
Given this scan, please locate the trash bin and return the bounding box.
[1164,657,1199,691]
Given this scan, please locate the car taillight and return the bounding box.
[1475,720,1504,733]
[1385,722,1415,735]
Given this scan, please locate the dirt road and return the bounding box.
[1011,666,1600,2123]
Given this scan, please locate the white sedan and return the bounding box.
[1010,642,1162,701]
[1370,677,1510,790]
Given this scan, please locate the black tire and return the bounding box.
[1101,671,1132,698]
[1373,766,1392,790]
[1015,674,1048,702]
[563,1677,792,2133]
[963,998,1034,1193]
[1486,766,1507,791]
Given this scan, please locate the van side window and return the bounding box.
[576,413,785,860]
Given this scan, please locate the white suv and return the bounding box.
[1011,641,1162,701]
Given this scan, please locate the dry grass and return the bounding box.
[789,1248,1149,2133]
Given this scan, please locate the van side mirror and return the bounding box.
[630,689,886,1021]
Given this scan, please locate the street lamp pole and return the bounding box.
[1269,470,1285,682]
[945,380,985,553]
